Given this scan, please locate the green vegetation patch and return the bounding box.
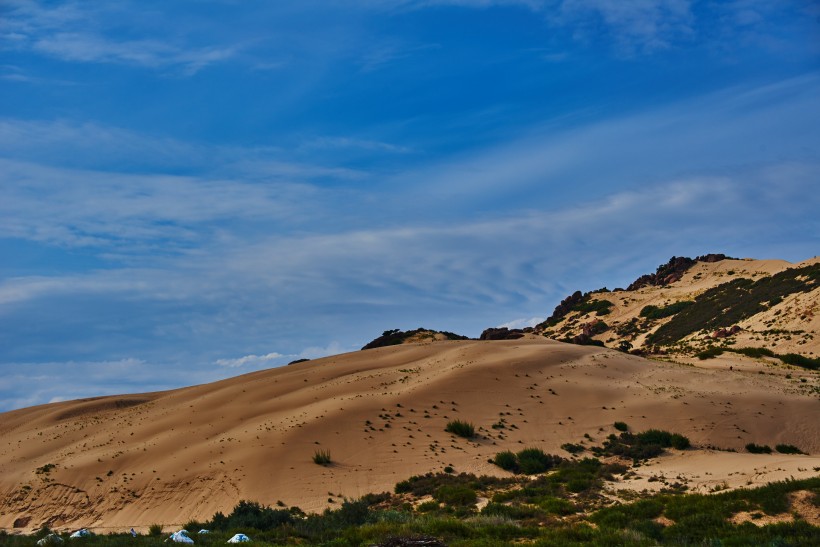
[696,345,820,370]
[491,448,563,475]
[313,449,332,465]
[648,263,819,346]
[572,298,614,316]
[445,419,476,439]
[639,301,694,320]
[362,328,469,350]
[5,475,818,547]
[745,443,773,454]
[775,443,806,455]
[593,429,690,461]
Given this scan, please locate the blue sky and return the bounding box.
[1,0,819,411]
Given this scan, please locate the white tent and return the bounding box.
[168,530,194,544]
[69,529,91,538]
[227,533,250,543]
[37,534,64,546]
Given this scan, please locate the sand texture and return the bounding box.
[1,337,818,533]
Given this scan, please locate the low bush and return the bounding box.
[613,421,629,432]
[774,444,804,454]
[593,429,690,461]
[445,420,475,439]
[640,301,694,320]
[313,449,332,465]
[395,472,508,497]
[745,443,772,454]
[696,347,724,360]
[780,353,820,370]
[434,485,478,507]
[727,347,775,359]
[561,442,586,454]
[209,499,296,531]
[492,451,518,471]
[490,448,562,475]
[573,298,614,316]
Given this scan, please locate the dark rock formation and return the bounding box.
[362,328,469,350]
[537,290,584,328]
[696,253,734,263]
[626,256,697,291]
[479,327,525,340]
[627,254,736,291]
[711,325,742,339]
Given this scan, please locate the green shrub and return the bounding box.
[148,524,163,536]
[561,442,586,454]
[481,502,543,520]
[491,448,562,475]
[395,472,508,497]
[445,420,475,439]
[540,497,576,515]
[516,448,560,475]
[780,353,820,370]
[670,433,691,449]
[745,443,772,454]
[416,500,440,512]
[696,347,723,360]
[727,346,775,359]
[208,499,296,531]
[313,448,332,465]
[572,298,614,316]
[613,421,629,432]
[434,485,477,506]
[492,451,518,472]
[774,444,805,454]
[640,301,694,319]
[593,429,690,461]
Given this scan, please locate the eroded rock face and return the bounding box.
[479,327,525,340]
[712,325,742,339]
[538,290,584,328]
[627,256,698,291]
[626,254,735,291]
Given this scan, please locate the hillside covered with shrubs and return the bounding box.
[535,255,820,366]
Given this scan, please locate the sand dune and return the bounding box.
[1,337,818,534]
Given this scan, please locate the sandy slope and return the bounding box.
[1,338,818,533]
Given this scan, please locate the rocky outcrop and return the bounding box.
[696,253,734,263]
[362,328,469,350]
[711,325,742,339]
[626,254,736,291]
[537,290,584,328]
[479,327,525,340]
[626,256,697,291]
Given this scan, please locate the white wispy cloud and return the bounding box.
[300,136,413,154]
[498,317,545,329]
[3,0,238,74]
[215,352,284,368]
